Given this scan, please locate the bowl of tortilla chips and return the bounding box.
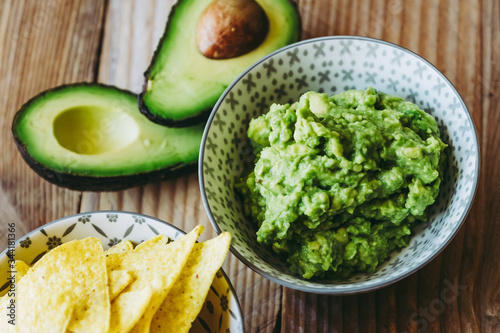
[0,211,244,333]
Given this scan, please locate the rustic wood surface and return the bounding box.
[0,0,498,332]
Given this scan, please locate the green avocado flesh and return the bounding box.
[12,84,204,191]
[139,0,301,126]
[237,88,447,279]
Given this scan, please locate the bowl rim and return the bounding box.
[199,35,480,294]
[0,210,245,328]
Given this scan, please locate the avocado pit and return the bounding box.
[53,105,139,155]
[196,0,269,59]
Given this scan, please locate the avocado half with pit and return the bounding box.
[139,0,301,127]
[12,83,204,191]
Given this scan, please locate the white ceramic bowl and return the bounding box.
[0,211,244,332]
[199,36,479,294]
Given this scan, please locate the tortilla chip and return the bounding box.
[108,269,133,300]
[108,279,157,332]
[134,234,169,251]
[105,240,134,254]
[16,237,109,333]
[106,242,134,301]
[7,292,74,333]
[105,236,176,303]
[108,226,204,333]
[14,260,30,280]
[0,295,21,332]
[150,232,232,333]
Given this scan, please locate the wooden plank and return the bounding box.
[78,1,282,331]
[479,0,500,331]
[0,0,105,249]
[395,274,418,333]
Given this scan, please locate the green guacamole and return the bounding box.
[237,88,447,279]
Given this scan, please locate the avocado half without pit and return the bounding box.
[12,84,204,191]
[138,0,301,127]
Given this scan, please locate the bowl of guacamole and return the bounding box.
[199,37,479,294]
[237,87,447,280]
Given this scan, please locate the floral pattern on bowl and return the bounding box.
[199,36,479,294]
[0,211,244,333]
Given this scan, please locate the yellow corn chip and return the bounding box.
[108,269,133,300]
[0,295,20,332]
[2,291,74,333]
[108,280,157,332]
[14,260,30,280]
[108,226,204,333]
[106,242,134,301]
[16,237,109,333]
[104,235,167,295]
[150,232,232,333]
[134,234,169,251]
[105,240,134,254]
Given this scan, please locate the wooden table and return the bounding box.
[0,0,498,332]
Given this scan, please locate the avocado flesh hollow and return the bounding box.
[139,0,301,126]
[12,84,204,191]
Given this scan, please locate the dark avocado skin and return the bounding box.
[12,83,199,191]
[13,141,196,191]
[138,89,211,128]
[138,0,302,127]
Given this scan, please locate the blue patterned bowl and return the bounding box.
[0,211,244,332]
[199,36,479,294]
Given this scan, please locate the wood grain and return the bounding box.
[0,0,105,249]
[1,0,499,332]
[479,1,500,331]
